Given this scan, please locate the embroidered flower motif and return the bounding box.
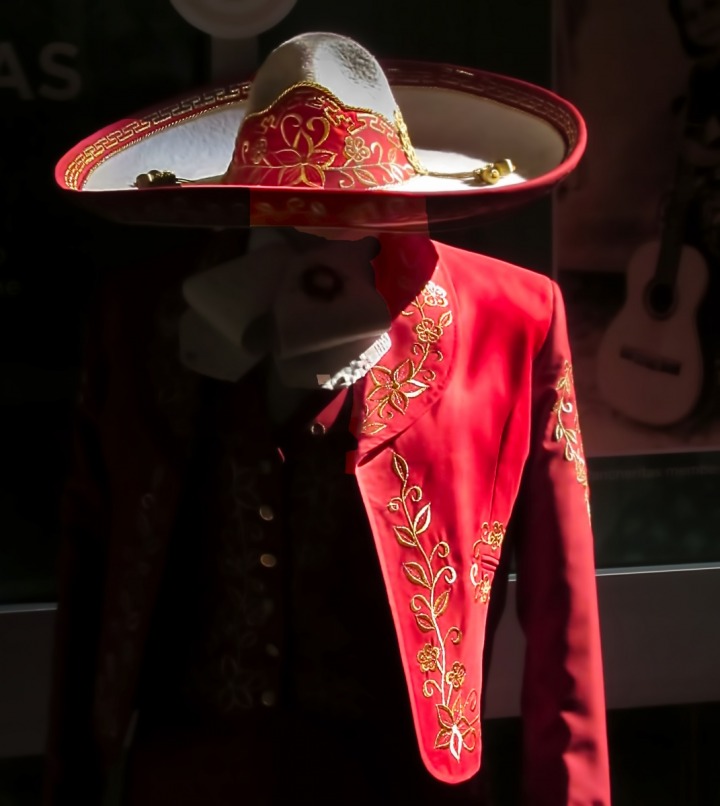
[258,113,277,134]
[362,283,453,435]
[248,137,268,165]
[388,452,478,763]
[233,86,415,189]
[474,573,492,605]
[272,117,337,188]
[422,281,448,307]
[343,134,371,162]
[415,317,444,344]
[435,690,479,762]
[553,360,590,514]
[470,521,503,606]
[445,661,467,690]
[417,643,441,673]
[366,359,429,418]
[479,521,505,551]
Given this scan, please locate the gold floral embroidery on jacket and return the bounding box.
[362,282,452,436]
[553,360,590,513]
[475,521,505,552]
[470,521,505,605]
[388,452,478,761]
[473,573,493,605]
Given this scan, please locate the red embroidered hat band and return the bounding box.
[54,32,587,230]
[225,83,417,190]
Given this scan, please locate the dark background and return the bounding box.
[0,1,718,803]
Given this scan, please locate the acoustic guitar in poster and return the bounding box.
[596,161,709,427]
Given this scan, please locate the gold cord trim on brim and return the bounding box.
[393,109,515,185]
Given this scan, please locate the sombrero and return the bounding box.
[55,31,587,232]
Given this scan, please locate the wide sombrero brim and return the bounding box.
[55,60,586,232]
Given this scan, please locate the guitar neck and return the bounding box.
[653,160,695,287]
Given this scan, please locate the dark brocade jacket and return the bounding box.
[44,234,610,805]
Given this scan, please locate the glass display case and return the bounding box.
[0,1,718,803]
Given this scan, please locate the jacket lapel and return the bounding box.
[353,236,457,459]
[350,239,481,781]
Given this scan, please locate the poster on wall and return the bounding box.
[553,0,720,566]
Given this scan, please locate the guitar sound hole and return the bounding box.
[644,281,676,319]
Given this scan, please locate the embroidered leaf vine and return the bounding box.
[361,282,453,435]
[392,452,409,484]
[403,561,431,588]
[413,504,431,535]
[387,449,479,763]
[436,704,455,730]
[393,525,416,547]
[415,613,436,632]
[433,590,450,617]
[553,360,591,514]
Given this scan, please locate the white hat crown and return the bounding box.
[246,32,398,123]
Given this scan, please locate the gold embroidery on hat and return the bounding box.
[394,108,426,175]
[388,451,479,761]
[343,135,371,162]
[233,83,414,189]
[64,71,579,194]
[243,81,391,126]
[553,360,591,514]
[64,84,248,190]
[362,281,452,436]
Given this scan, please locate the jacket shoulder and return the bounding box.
[433,240,556,353]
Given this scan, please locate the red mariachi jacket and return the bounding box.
[45,234,610,805]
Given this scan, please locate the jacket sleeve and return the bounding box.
[513,280,611,805]
[43,294,111,806]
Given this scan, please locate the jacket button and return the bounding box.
[259,553,277,569]
[260,690,277,707]
[258,504,275,522]
[309,422,326,436]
